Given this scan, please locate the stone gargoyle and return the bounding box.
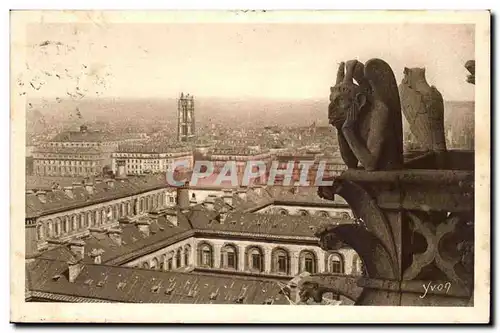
[328,59,404,171]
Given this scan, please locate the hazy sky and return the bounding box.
[25,22,475,101]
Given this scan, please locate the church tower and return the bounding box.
[177,93,195,142]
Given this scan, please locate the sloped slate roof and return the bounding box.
[26,258,288,304]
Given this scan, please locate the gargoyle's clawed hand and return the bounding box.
[344,106,360,128]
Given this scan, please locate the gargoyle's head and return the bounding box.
[401,67,426,88]
[329,60,371,129]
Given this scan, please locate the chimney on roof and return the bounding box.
[253,185,264,196]
[105,179,115,188]
[204,195,215,210]
[118,217,133,229]
[165,210,178,226]
[89,227,107,238]
[84,182,94,195]
[64,186,74,199]
[107,228,123,246]
[68,258,83,283]
[116,160,127,180]
[68,239,85,260]
[176,185,190,211]
[35,190,47,203]
[218,212,228,224]
[236,189,247,201]
[222,189,233,206]
[136,220,151,237]
[90,248,104,264]
[189,194,197,205]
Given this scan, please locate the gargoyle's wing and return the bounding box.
[426,86,447,150]
[399,83,432,149]
[426,86,445,120]
[364,59,403,155]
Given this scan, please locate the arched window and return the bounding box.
[328,252,344,274]
[184,245,191,266]
[62,217,69,233]
[166,252,174,271]
[142,262,150,269]
[79,213,85,229]
[114,205,119,220]
[317,211,329,218]
[300,250,317,274]
[151,258,159,270]
[160,193,165,207]
[272,248,290,275]
[101,210,106,225]
[126,201,132,215]
[278,209,288,216]
[86,212,92,227]
[221,244,238,270]
[71,215,80,231]
[298,210,309,217]
[121,203,126,217]
[54,218,61,236]
[352,254,366,276]
[139,198,144,213]
[198,242,213,268]
[340,212,351,219]
[93,210,99,226]
[36,224,44,240]
[246,246,264,272]
[191,193,196,199]
[176,248,182,268]
[159,254,165,271]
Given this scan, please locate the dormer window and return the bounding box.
[263,298,274,305]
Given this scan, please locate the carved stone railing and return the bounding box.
[299,150,474,306]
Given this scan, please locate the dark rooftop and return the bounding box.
[117,143,192,154]
[33,146,103,155]
[188,208,351,239]
[26,174,169,219]
[26,258,289,304]
[50,130,118,143]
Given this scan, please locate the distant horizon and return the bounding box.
[24,19,475,101]
[26,96,476,103]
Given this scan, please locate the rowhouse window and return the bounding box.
[247,247,263,272]
[202,249,211,266]
[176,249,182,268]
[227,252,236,268]
[184,247,190,266]
[167,258,173,270]
[198,243,213,268]
[278,255,287,273]
[252,254,261,270]
[305,257,314,273]
[300,251,317,274]
[329,253,344,274]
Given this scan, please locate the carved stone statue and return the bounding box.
[465,60,475,85]
[328,59,404,171]
[399,67,447,152]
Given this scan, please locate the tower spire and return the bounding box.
[177,92,196,142]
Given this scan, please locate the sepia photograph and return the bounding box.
[10,10,490,323]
